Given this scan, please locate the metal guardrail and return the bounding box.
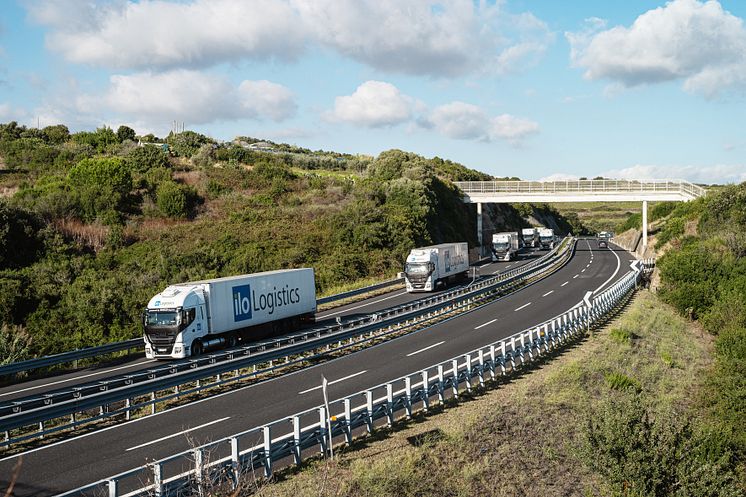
[0,339,144,378]
[0,278,406,379]
[61,256,653,497]
[1,239,574,446]
[316,277,403,305]
[454,179,706,199]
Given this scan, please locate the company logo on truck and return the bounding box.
[232,284,303,322]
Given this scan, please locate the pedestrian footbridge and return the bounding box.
[453,179,706,250]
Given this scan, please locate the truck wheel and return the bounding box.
[191,339,203,357]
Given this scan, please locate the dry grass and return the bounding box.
[53,218,109,251]
[247,290,713,497]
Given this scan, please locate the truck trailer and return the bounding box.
[492,232,520,261]
[405,242,469,292]
[143,269,316,359]
[522,228,538,248]
[538,228,556,249]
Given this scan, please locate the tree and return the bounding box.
[42,124,70,145]
[116,125,136,143]
[125,144,169,173]
[68,157,132,222]
[167,131,213,158]
[156,181,198,218]
[0,200,44,268]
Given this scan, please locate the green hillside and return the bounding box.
[0,122,504,359]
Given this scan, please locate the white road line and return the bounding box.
[515,302,532,312]
[586,264,591,268]
[126,417,230,451]
[298,370,368,394]
[573,275,579,279]
[0,359,158,398]
[505,264,512,268]
[542,290,554,297]
[581,269,586,273]
[593,241,621,294]
[474,319,497,330]
[320,291,408,318]
[492,269,501,274]
[406,341,445,357]
[561,281,569,287]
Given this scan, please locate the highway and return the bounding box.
[0,241,633,495]
[0,252,543,404]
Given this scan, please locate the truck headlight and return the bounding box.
[173,345,183,354]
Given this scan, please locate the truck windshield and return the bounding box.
[405,262,431,275]
[540,236,552,241]
[145,310,179,327]
[493,242,509,250]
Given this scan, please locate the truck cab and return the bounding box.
[538,228,556,249]
[405,250,439,292]
[143,285,208,359]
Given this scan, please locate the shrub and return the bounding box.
[67,157,132,223]
[0,200,45,268]
[156,181,198,218]
[125,144,169,173]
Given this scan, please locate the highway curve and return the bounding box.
[0,241,633,495]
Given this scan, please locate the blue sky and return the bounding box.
[0,0,745,183]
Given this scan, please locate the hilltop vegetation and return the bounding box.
[0,121,499,360]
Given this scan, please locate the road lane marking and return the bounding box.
[505,264,512,268]
[515,302,532,311]
[0,359,158,398]
[474,319,497,330]
[542,290,554,297]
[126,417,230,451]
[299,370,368,394]
[561,281,569,287]
[320,291,408,317]
[573,275,579,279]
[406,341,445,357]
[581,269,586,272]
[593,242,622,294]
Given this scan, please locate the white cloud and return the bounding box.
[0,103,27,122]
[566,0,746,97]
[77,70,296,126]
[27,0,552,77]
[328,81,414,128]
[426,101,539,144]
[602,164,746,185]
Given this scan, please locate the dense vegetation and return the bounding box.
[615,184,746,488]
[0,121,499,360]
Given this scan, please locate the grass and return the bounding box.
[247,290,716,497]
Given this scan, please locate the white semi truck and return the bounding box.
[522,228,538,248]
[491,232,520,261]
[538,228,556,249]
[143,269,316,359]
[404,242,469,292]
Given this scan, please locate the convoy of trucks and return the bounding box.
[538,228,556,249]
[491,232,521,261]
[143,269,317,359]
[404,242,469,292]
[522,228,538,248]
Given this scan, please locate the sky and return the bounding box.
[0,0,745,184]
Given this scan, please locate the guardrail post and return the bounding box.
[519,334,526,364]
[451,359,459,399]
[464,355,472,393]
[194,447,204,497]
[107,479,118,497]
[365,391,374,433]
[437,365,445,404]
[499,341,507,375]
[292,416,301,465]
[224,437,237,486]
[477,350,485,388]
[318,407,328,454]
[151,392,156,415]
[344,399,352,445]
[386,383,394,426]
[38,421,44,438]
[263,425,272,478]
[509,338,516,371]
[404,377,412,418]
[421,370,430,412]
[125,398,131,421]
[489,345,496,380]
[153,462,163,497]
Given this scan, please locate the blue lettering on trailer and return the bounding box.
[232,284,253,322]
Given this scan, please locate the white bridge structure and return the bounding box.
[454,179,707,251]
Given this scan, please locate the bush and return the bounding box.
[125,144,169,173]
[156,181,198,218]
[0,200,45,268]
[68,157,133,223]
[580,395,741,497]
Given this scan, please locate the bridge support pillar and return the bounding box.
[477,202,483,257]
[642,200,648,250]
